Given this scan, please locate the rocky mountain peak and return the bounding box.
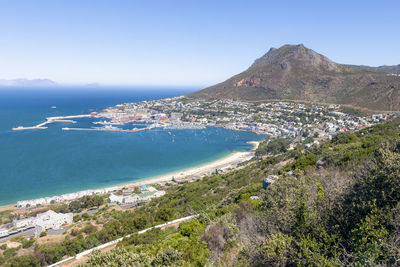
[251,44,339,72]
[189,44,400,111]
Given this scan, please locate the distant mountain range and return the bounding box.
[0,78,58,87]
[190,44,400,112]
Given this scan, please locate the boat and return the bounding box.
[51,106,57,109]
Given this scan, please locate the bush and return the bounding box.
[256,138,290,157]
[152,248,184,266]
[22,238,35,249]
[179,220,204,238]
[81,224,97,235]
[3,247,18,259]
[290,153,318,170]
[73,215,81,222]
[68,195,104,212]
[7,254,39,267]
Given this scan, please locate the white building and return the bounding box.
[35,210,73,230]
[12,210,73,231]
[108,190,166,204]
[108,194,125,204]
[13,217,35,228]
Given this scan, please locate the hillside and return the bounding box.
[4,118,400,266]
[189,44,400,112]
[80,119,400,266]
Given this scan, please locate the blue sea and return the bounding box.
[0,87,264,205]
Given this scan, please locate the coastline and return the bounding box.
[122,140,260,187]
[122,149,255,187]
[2,141,260,210]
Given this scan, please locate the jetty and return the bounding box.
[12,126,48,131]
[62,127,151,133]
[12,114,91,131]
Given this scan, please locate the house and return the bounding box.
[12,210,73,231]
[13,217,35,228]
[108,194,125,204]
[34,210,73,230]
[108,190,166,205]
[170,112,183,121]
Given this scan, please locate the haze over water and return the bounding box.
[0,88,263,205]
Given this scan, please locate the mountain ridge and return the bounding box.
[0,78,58,87]
[189,44,400,111]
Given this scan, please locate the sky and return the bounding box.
[0,0,399,87]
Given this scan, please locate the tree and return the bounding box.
[7,254,40,267]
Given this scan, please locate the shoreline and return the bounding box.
[118,140,259,187]
[1,141,260,210]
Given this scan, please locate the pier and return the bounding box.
[62,127,151,133]
[12,114,90,131]
[12,126,48,131]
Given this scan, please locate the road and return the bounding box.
[0,228,35,242]
[50,214,199,267]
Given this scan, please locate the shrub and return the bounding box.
[3,247,18,258]
[22,238,35,249]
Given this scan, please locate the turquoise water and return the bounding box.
[0,88,264,205]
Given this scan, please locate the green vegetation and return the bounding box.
[39,231,47,237]
[0,210,16,224]
[22,238,35,249]
[68,195,104,212]
[256,137,290,157]
[3,119,400,266]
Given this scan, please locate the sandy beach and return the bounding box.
[126,150,254,186]
[1,141,259,210]
[119,141,259,186]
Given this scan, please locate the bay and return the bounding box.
[0,87,263,205]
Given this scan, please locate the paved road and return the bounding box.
[47,226,68,236]
[0,228,35,242]
[51,214,200,267]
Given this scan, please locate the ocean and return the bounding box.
[0,87,264,205]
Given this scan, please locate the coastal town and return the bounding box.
[13,96,392,144]
[99,96,391,141]
[2,97,397,265]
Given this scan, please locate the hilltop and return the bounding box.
[190,44,400,112]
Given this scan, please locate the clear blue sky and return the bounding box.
[0,0,399,87]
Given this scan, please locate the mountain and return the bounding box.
[189,44,400,112]
[0,78,58,87]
